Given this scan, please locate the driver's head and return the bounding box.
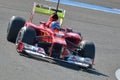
[50,21,60,29]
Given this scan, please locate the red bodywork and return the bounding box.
[20,2,83,58]
[24,22,82,58]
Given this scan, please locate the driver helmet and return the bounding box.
[50,21,60,29]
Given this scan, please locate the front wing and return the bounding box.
[16,42,93,68]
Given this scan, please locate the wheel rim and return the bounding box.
[16,30,23,45]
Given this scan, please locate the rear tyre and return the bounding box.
[80,40,95,68]
[7,16,26,43]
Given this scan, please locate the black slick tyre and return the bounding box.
[80,40,95,68]
[16,27,36,56]
[7,16,26,43]
[16,27,36,45]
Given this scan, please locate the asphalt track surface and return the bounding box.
[0,0,120,80]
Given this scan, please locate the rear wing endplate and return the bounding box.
[30,2,66,26]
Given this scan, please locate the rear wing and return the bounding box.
[29,2,66,26]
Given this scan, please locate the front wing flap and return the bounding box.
[17,42,93,68]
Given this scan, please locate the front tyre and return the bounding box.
[80,40,95,68]
[16,27,36,45]
[16,27,36,56]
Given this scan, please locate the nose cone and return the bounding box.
[53,31,66,46]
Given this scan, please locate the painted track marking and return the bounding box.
[46,0,120,15]
[116,69,120,80]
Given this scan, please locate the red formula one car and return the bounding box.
[7,2,95,69]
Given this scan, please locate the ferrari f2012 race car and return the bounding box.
[7,1,95,69]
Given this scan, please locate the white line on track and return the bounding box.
[116,69,120,80]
